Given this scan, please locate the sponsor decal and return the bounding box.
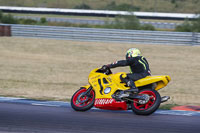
[90,75,100,80]
[95,99,114,105]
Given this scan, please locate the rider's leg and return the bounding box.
[120,74,138,93]
[127,73,148,81]
[126,72,150,92]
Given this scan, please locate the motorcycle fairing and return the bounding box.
[94,98,127,110]
[87,69,170,99]
[135,75,171,90]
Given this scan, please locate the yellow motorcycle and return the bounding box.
[71,67,171,115]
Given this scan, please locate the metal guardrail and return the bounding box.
[2,24,200,45]
[1,6,199,20]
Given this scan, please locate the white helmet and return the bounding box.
[126,48,141,59]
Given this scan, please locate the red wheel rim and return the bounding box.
[72,89,94,107]
[133,90,156,110]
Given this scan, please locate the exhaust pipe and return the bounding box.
[161,96,170,103]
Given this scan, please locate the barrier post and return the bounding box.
[0,25,11,36]
[192,32,198,45]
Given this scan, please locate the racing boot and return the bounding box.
[120,74,139,93]
[125,80,139,93]
[117,80,138,99]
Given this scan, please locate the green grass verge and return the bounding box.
[8,13,114,21]
[0,0,200,13]
[159,104,179,110]
[10,13,184,24]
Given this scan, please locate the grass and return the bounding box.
[10,13,184,24]
[159,103,179,110]
[0,0,200,13]
[0,37,200,106]
[8,13,114,21]
[5,13,182,32]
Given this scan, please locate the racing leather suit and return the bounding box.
[107,56,151,91]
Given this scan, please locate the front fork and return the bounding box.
[77,86,93,103]
[82,86,93,97]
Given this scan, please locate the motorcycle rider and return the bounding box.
[102,48,151,93]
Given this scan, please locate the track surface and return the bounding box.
[0,102,199,133]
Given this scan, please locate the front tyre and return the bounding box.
[131,89,161,115]
[71,87,95,111]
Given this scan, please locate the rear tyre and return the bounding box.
[71,87,95,111]
[131,89,161,115]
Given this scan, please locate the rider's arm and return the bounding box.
[107,57,138,69]
[107,60,130,68]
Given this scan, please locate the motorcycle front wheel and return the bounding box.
[71,87,95,111]
[131,89,161,115]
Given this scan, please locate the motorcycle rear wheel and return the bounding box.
[131,89,161,115]
[71,87,95,111]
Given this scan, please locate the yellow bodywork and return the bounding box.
[82,68,171,99]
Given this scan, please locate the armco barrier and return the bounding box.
[0,6,199,20]
[1,24,199,45]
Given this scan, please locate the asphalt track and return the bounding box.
[0,102,200,133]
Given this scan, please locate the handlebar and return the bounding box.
[97,67,112,75]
